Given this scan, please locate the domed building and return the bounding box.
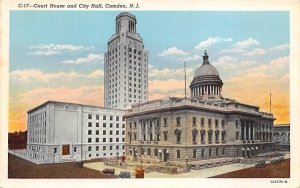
[190,51,223,99]
[126,50,276,164]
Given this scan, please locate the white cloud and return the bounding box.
[158,47,189,57]
[194,37,232,50]
[10,69,104,83]
[149,64,194,81]
[219,38,259,54]
[62,53,104,64]
[269,44,289,52]
[27,50,60,56]
[244,48,266,56]
[28,44,95,56]
[234,38,259,49]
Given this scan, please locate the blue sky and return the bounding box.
[9,11,290,131]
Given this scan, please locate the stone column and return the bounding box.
[138,121,142,140]
[248,122,251,140]
[152,119,156,141]
[253,122,255,140]
[145,120,148,141]
[243,121,246,141]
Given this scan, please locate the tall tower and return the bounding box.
[104,12,148,109]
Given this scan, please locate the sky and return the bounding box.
[9,11,290,132]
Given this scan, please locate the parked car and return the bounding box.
[255,160,266,168]
[119,171,131,178]
[103,168,115,175]
[270,158,280,164]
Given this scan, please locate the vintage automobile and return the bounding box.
[102,168,115,175]
[119,171,131,178]
[255,160,266,168]
[270,158,280,164]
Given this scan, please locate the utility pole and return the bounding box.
[184,61,187,99]
[270,93,272,113]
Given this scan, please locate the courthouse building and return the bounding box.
[125,51,275,162]
[25,101,125,164]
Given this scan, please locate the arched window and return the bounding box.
[174,129,181,143]
[200,130,205,143]
[147,148,151,156]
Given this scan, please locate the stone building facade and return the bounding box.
[125,52,275,162]
[273,124,290,151]
[104,12,148,109]
[26,101,125,164]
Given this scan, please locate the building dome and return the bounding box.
[190,50,223,99]
[194,63,219,78]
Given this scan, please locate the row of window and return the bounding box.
[87,114,125,121]
[87,144,125,152]
[87,137,125,143]
[88,130,125,135]
[87,122,125,128]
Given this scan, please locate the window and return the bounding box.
[116,116,119,121]
[96,122,99,127]
[175,130,181,143]
[88,130,92,135]
[74,147,77,152]
[110,146,113,150]
[129,123,132,129]
[176,117,181,125]
[215,131,219,142]
[116,138,119,142]
[193,149,197,158]
[222,120,225,127]
[88,114,92,119]
[216,148,219,156]
[193,117,196,125]
[116,124,119,128]
[96,115,99,120]
[110,123,113,128]
[88,146,92,151]
[103,146,106,150]
[208,131,213,143]
[122,124,125,128]
[116,130,119,135]
[236,132,239,140]
[201,131,205,142]
[134,122,137,129]
[103,130,106,135]
[215,119,219,127]
[62,145,70,155]
[110,130,113,135]
[192,133,197,143]
[96,130,99,135]
[96,138,99,142]
[88,122,92,127]
[208,119,212,126]
[103,115,106,120]
[177,150,180,158]
[201,149,204,157]
[236,120,239,128]
[122,138,125,142]
[110,116,113,120]
[96,146,99,151]
[134,133,137,140]
[109,138,113,142]
[116,145,119,150]
[88,138,92,143]
[163,132,168,141]
[209,149,212,156]
[103,138,106,142]
[201,118,204,126]
[103,123,106,128]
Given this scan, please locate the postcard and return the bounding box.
[1,0,300,188]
